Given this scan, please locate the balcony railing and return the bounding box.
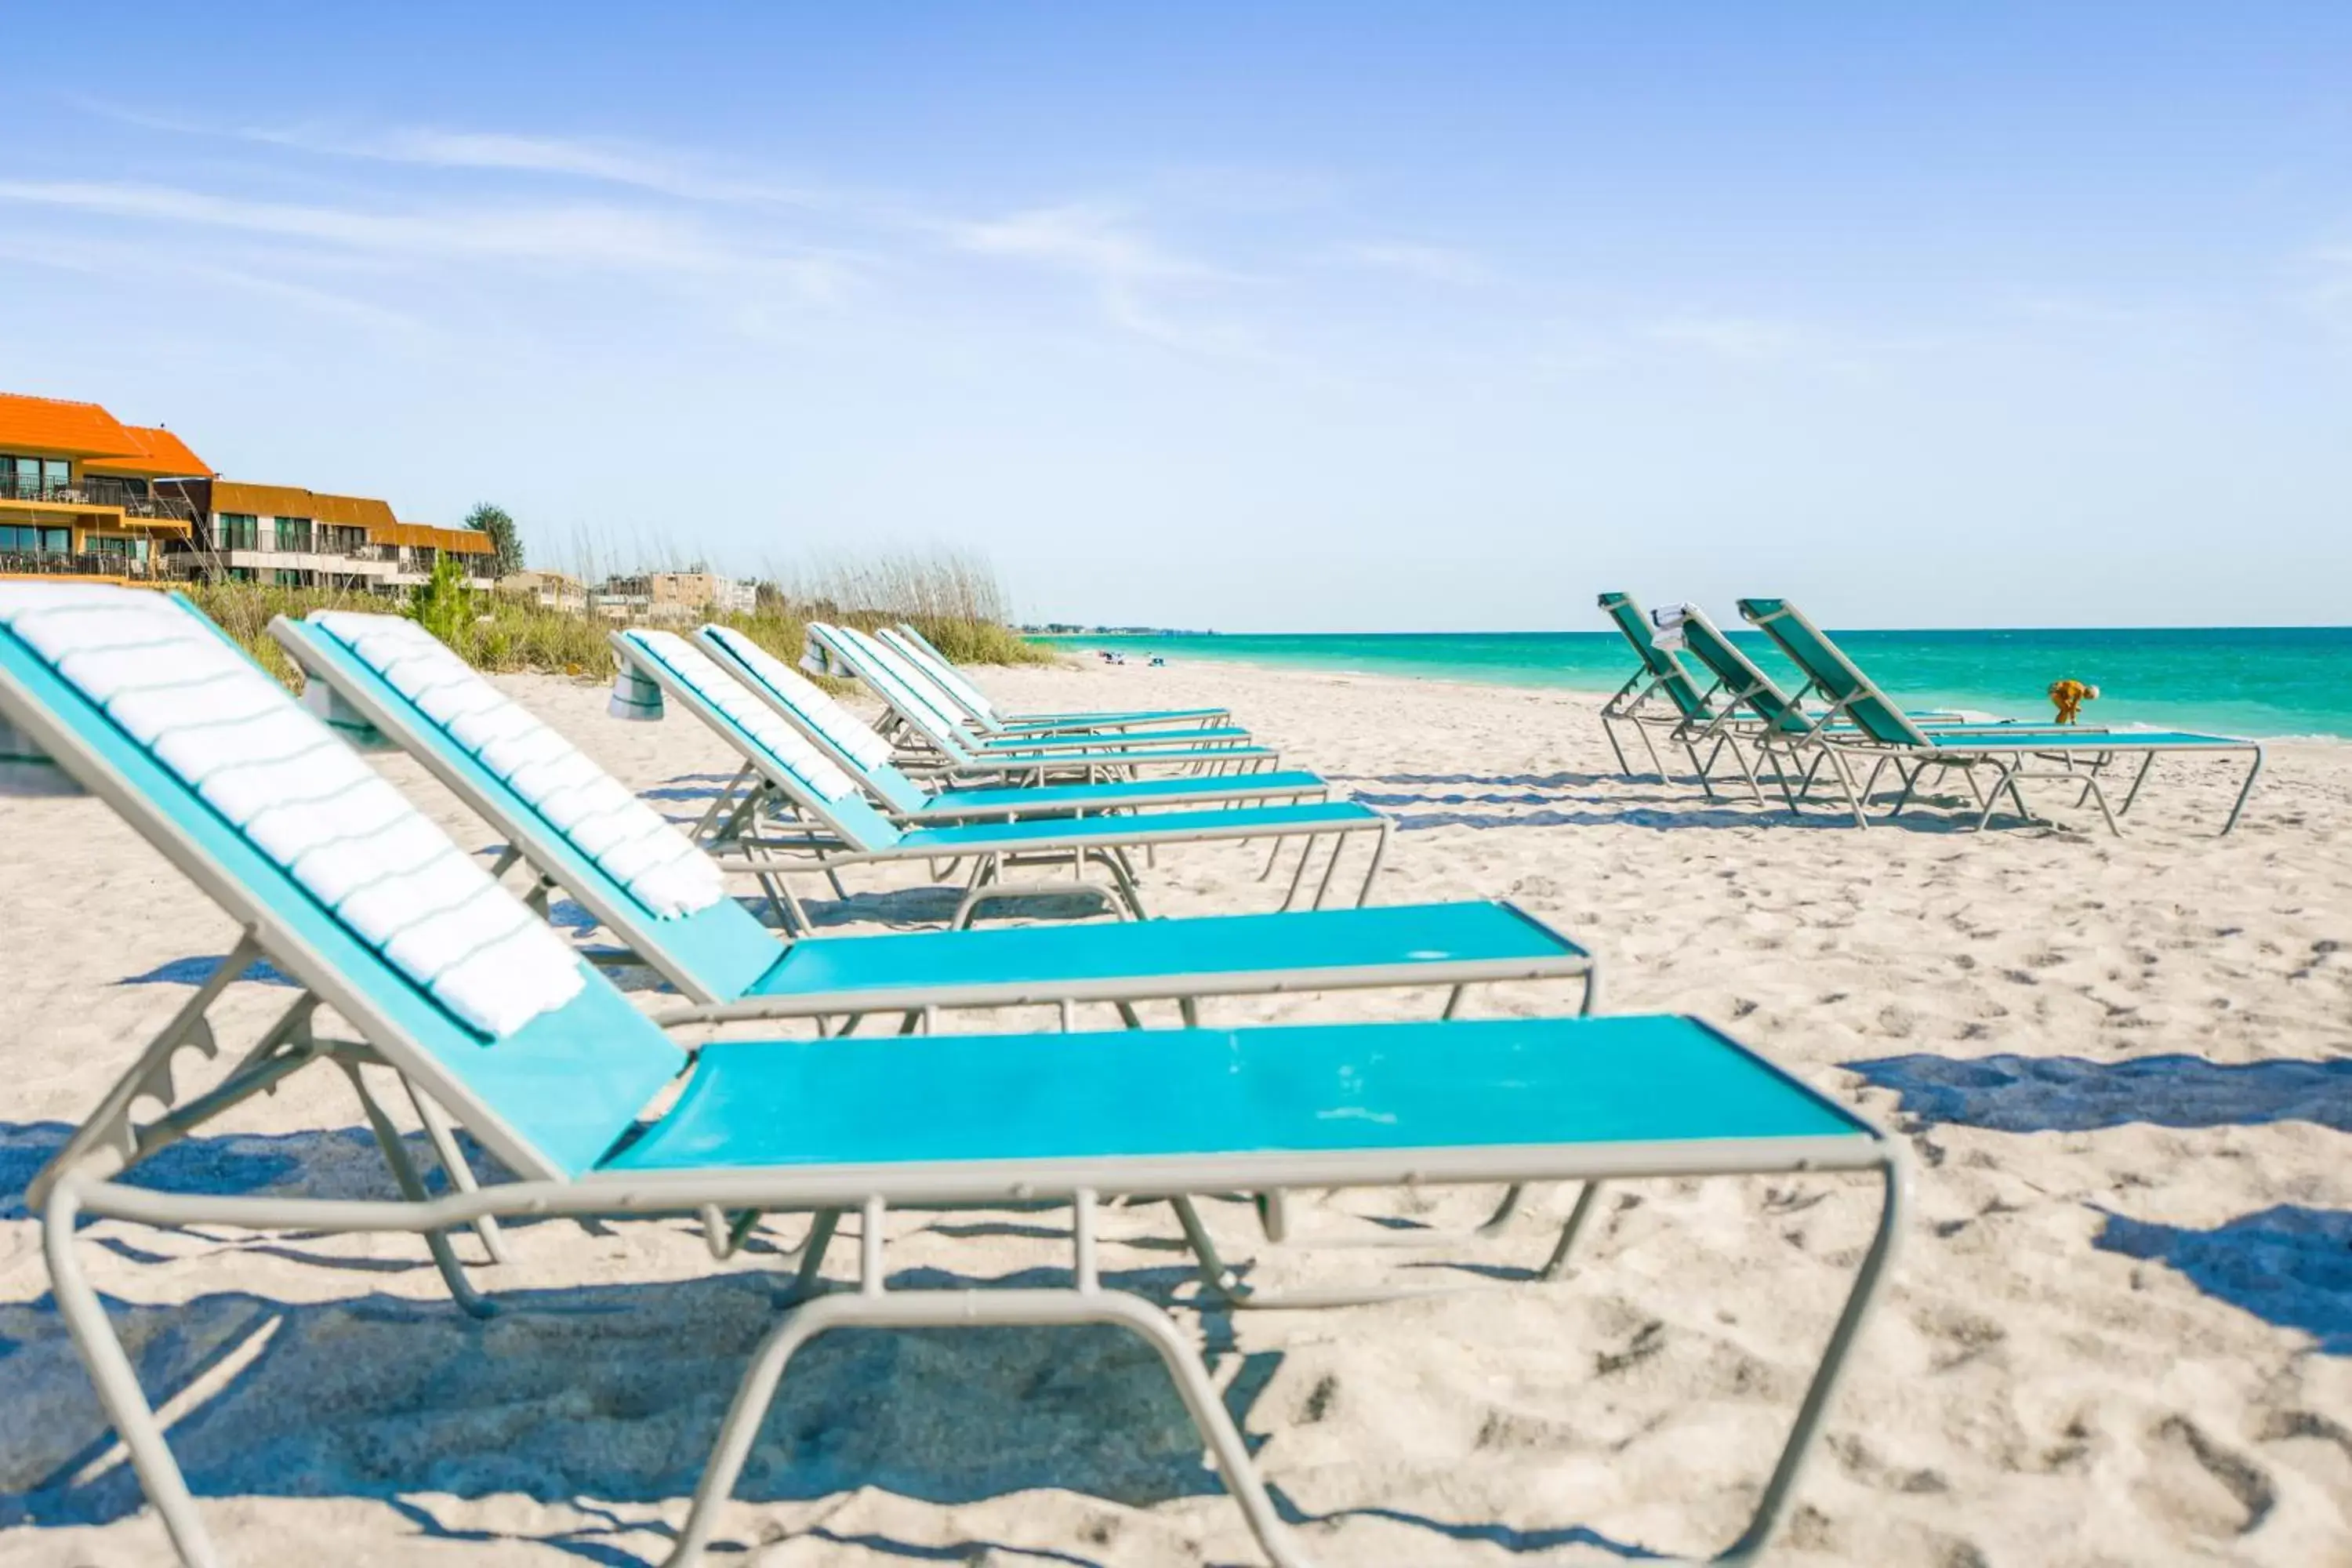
[0,472,198,521]
[0,549,160,580]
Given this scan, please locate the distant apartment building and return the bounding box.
[0,392,212,582]
[0,390,498,590]
[594,571,757,622]
[500,568,589,612]
[200,481,494,590]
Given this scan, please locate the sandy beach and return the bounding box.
[2,653,2347,1567]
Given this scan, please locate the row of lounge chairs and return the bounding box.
[0,583,1901,1566]
[1599,593,2264,835]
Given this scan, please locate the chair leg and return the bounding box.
[1279,833,1319,910]
[1726,734,1766,804]
[1683,737,1720,800]
[662,1288,1303,1568]
[1311,830,1353,909]
[1355,823,1389,908]
[1599,713,1635,778]
[1632,718,1669,783]
[2120,752,2159,817]
[1535,1180,1608,1280]
[1825,751,1870,829]
[43,1182,227,1568]
[2221,747,2265,835]
[1714,1160,1905,1563]
[771,1209,841,1306]
[403,1080,511,1266]
[341,1064,499,1320]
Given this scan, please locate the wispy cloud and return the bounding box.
[38,102,1316,356]
[951,202,1265,355]
[1332,241,1491,286]
[0,231,434,339]
[252,124,833,208]
[952,202,1218,282]
[67,98,831,209]
[0,178,857,298]
[1645,312,1806,361]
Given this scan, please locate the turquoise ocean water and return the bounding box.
[1041,627,2352,741]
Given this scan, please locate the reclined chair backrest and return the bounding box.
[613,629,910,852]
[695,624,931,814]
[882,625,1000,728]
[276,613,784,1004]
[1595,592,1711,720]
[806,622,982,762]
[0,586,681,1181]
[1736,599,1933,746]
[1675,605,1813,735]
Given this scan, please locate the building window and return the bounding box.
[1,456,51,500]
[217,514,260,551]
[273,517,314,554]
[0,524,69,552]
[274,569,303,587]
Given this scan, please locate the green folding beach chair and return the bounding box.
[1669,602,2082,811]
[613,628,1389,925]
[273,609,1597,1022]
[695,621,1330,822]
[884,620,1236,736]
[1739,597,2265,833]
[811,621,1272,771]
[4,582,1901,1568]
[1594,591,1767,799]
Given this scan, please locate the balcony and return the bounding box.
[218,547,395,579]
[1,472,198,522]
[0,549,162,582]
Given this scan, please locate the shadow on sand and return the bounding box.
[2094,1205,2352,1356]
[1846,1054,2352,1356]
[1844,1052,2352,1134]
[0,1120,1668,1563]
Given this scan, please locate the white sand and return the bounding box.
[2,655,2347,1566]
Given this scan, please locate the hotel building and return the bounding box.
[0,390,493,590]
[0,394,210,581]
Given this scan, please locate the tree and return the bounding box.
[408,556,475,648]
[464,502,524,578]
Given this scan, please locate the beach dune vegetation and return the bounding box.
[182,546,1050,689]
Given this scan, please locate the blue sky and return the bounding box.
[2,4,2347,629]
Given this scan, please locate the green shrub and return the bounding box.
[408,558,476,648]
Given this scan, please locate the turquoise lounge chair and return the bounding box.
[1738,597,2265,833]
[612,628,1390,924]
[695,621,1330,822]
[884,620,1235,735]
[2,583,1900,1568]
[855,621,1256,753]
[810,621,1272,771]
[271,610,1597,1019]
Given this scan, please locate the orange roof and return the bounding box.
[84,424,214,478]
[211,481,398,532]
[0,391,142,459]
[384,521,495,554]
